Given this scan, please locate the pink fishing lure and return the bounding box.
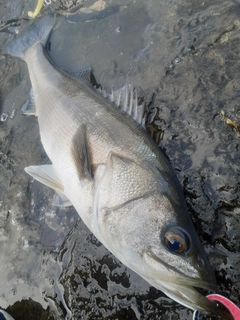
[193,294,240,320]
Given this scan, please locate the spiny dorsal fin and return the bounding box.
[71,124,92,181]
[106,84,146,128]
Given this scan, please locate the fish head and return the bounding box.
[95,152,217,313]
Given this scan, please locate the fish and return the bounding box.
[7,14,217,313]
[0,309,15,320]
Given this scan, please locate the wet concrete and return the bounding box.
[0,0,239,319]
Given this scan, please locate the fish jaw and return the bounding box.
[156,281,216,313]
[141,250,217,313]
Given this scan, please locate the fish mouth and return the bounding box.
[154,281,217,313]
[142,251,217,313]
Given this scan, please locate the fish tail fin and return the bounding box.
[7,14,55,60]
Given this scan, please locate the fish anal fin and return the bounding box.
[25,164,64,192]
[71,124,92,181]
[22,88,37,116]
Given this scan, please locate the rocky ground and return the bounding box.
[0,0,239,319]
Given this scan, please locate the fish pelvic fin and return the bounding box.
[25,164,64,193]
[7,14,55,60]
[52,192,72,207]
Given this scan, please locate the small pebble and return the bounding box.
[1,113,8,122]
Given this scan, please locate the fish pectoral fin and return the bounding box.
[52,191,72,207]
[22,87,37,116]
[25,164,64,192]
[71,124,92,181]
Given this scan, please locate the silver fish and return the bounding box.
[8,15,216,312]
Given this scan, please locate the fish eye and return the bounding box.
[164,228,190,254]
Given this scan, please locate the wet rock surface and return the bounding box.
[0,0,239,319]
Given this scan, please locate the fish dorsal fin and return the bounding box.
[51,58,94,84]
[71,124,92,181]
[48,58,145,127]
[69,66,93,83]
[106,84,145,127]
[22,88,37,116]
[25,164,64,192]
